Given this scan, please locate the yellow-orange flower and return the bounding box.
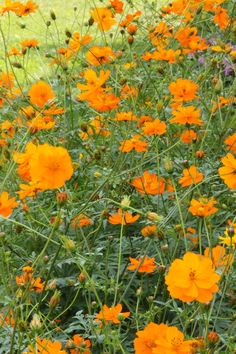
[28,81,55,108]
[165,252,220,303]
[119,135,148,153]
[0,192,18,217]
[142,119,167,136]
[134,322,195,354]
[204,246,233,271]
[29,144,73,190]
[218,153,236,189]
[96,304,130,324]
[86,46,115,66]
[91,7,116,31]
[188,198,218,217]
[26,337,66,354]
[128,256,157,273]
[141,225,157,237]
[224,133,236,154]
[178,165,203,187]
[170,106,202,126]
[66,334,91,354]
[169,78,199,103]
[132,171,165,195]
[180,129,197,143]
[108,208,140,225]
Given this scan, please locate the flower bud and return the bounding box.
[30,314,42,330]
[50,11,56,20]
[49,290,61,308]
[163,157,174,172]
[120,195,131,209]
[207,331,219,344]
[228,226,235,237]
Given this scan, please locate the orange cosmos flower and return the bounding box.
[0,0,22,15]
[143,48,181,63]
[96,304,130,324]
[142,119,167,136]
[0,192,18,217]
[204,246,233,271]
[141,225,157,237]
[213,7,229,29]
[28,81,55,108]
[13,142,37,181]
[108,208,140,225]
[165,252,220,303]
[17,182,41,200]
[132,171,165,195]
[178,165,204,187]
[88,91,120,111]
[71,214,93,228]
[29,144,73,190]
[86,46,115,66]
[128,256,157,273]
[21,39,39,48]
[16,266,44,293]
[119,135,148,153]
[115,111,137,121]
[218,153,236,189]
[224,133,236,154]
[66,334,91,354]
[91,7,116,31]
[170,106,202,126]
[17,0,38,16]
[26,337,66,354]
[27,116,55,133]
[110,0,124,13]
[169,78,198,103]
[77,69,110,100]
[188,198,218,217]
[134,322,195,354]
[180,129,197,143]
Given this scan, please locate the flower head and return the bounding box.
[96,304,130,324]
[178,165,203,187]
[188,197,218,217]
[128,256,157,273]
[132,171,165,195]
[0,192,18,217]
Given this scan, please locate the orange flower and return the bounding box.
[91,7,116,31]
[134,322,195,354]
[88,91,120,111]
[165,252,220,303]
[213,7,229,29]
[0,192,18,217]
[86,46,115,66]
[224,133,236,154]
[27,116,55,133]
[132,171,165,195]
[17,0,38,16]
[28,81,55,108]
[178,165,204,187]
[141,225,157,237]
[17,182,41,200]
[169,78,198,103]
[204,246,233,271]
[110,0,124,13]
[77,69,110,100]
[13,142,37,181]
[29,144,73,190]
[180,129,197,143]
[108,208,140,225]
[26,337,66,354]
[96,304,130,324]
[71,214,93,228]
[188,198,218,217]
[21,39,39,48]
[119,135,148,153]
[128,256,157,273]
[143,48,181,63]
[218,153,236,189]
[174,26,208,53]
[142,119,167,136]
[170,106,202,126]
[16,267,44,293]
[66,334,91,354]
[115,111,137,121]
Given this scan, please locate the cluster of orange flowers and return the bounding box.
[0,0,38,16]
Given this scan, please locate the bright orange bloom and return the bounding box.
[0,192,18,217]
[224,133,236,154]
[180,129,197,143]
[115,111,137,121]
[27,116,55,133]
[66,334,91,354]
[170,106,202,126]
[189,198,218,217]
[132,171,165,195]
[110,0,124,13]
[26,337,66,354]
[212,96,236,112]
[134,322,195,354]
[21,39,39,48]
[204,246,233,271]
[7,47,22,56]
[17,182,41,200]
[71,214,93,228]
[165,252,220,303]
[91,7,116,31]
[88,91,120,111]
[16,267,44,293]
[119,135,148,153]
[119,10,142,27]
[28,81,55,108]
[218,153,236,189]
[142,119,167,136]
[169,78,198,103]
[17,0,38,16]
[96,304,130,324]
[148,21,172,46]
[29,144,73,190]
[77,69,110,100]
[108,208,140,225]
[13,142,37,181]
[128,256,157,273]
[0,0,22,15]
[143,48,181,63]
[86,46,115,66]
[141,225,157,237]
[213,7,229,29]
[178,165,204,187]
[174,26,208,53]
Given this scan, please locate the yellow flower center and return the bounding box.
[189,270,196,280]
